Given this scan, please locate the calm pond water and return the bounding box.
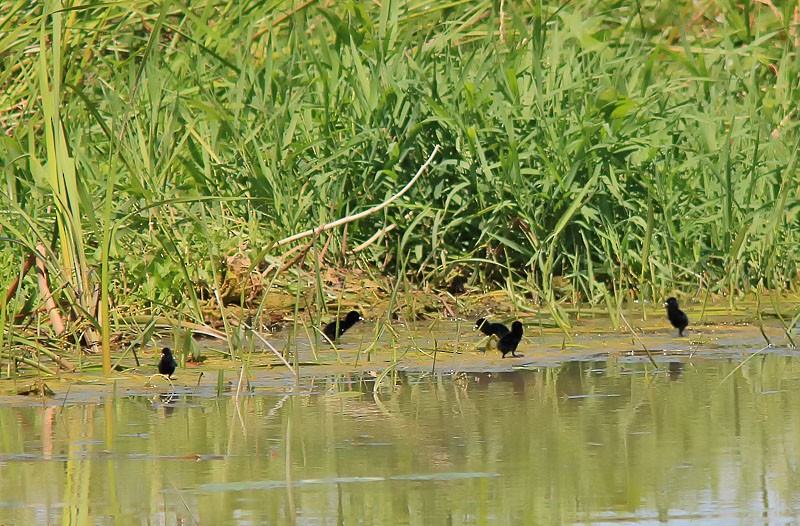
[2,352,800,525]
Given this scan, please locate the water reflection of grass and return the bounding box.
[3,355,800,523]
[1,1,799,376]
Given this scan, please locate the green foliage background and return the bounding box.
[2,0,799,319]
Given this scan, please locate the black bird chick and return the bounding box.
[447,275,468,295]
[497,321,523,358]
[664,297,689,336]
[158,347,178,378]
[474,318,510,337]
[322,310,362,342]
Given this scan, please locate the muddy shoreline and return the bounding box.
[2,310,796,406]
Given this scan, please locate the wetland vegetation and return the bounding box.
[1,1,799,374]
[1,3,800,521]
[3,352,800,524]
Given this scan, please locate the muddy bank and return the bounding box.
[2,308,796,406]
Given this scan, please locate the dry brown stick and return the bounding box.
[13,308,45,321]
[261,243,306,276]
[1,352,58,376]
[35,242,65,336]
[275,145,441,247]
[279,236,318,274]
[434,294,457,318]
[351,224,397,254]
[5,251,36,306]
[266,226,330,279]
[316,231,334,266]
[35,346,76,372]
[340,223,348,260]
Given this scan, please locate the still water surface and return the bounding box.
[2,353,800,524]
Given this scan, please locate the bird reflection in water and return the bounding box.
[668,362,683,381]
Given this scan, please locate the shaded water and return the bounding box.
[2,353,800,524]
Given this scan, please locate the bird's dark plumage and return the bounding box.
[497,321,523,358]
[664,297,689,336]
[475,318,510,337]
[447,276,467,295]
[158,347,177,377]
[322,310,362,342]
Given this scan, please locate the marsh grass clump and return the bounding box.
[0,1,798,369]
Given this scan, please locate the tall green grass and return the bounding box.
[1,1,798,360]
